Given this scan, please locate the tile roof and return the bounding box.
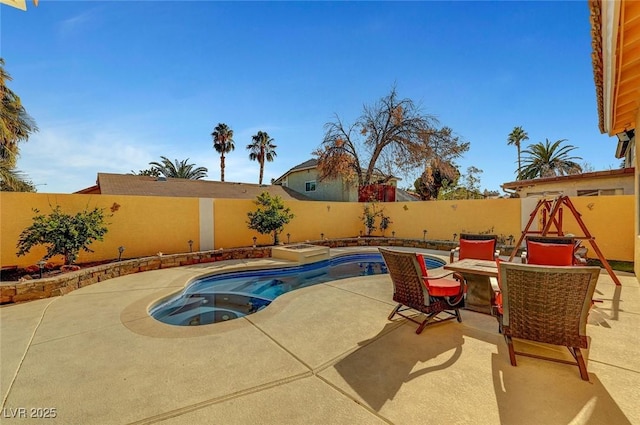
[75,173,313,200]
[589,0,605,134]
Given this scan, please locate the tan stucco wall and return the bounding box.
[550,196,632,262]
[212,199,364,248]
[1,193,635,268]
[1,192,200,268]
[517,174,634,197]
[377,198,521,241]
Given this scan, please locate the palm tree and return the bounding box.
[518,139,582,180]
[211,123,234,182]
[507,126,528,177]
[148,156,208,180]
[0,161,34,191]
[247,131,277,185]
[130,168,160,177]
[1,58,38,191]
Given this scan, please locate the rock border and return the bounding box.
[0,238,517,305]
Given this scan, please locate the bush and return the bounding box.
[247,192,294,245]
[17,205,110,265]
[360,202,392,236]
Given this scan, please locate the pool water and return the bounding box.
[149,252,445,326]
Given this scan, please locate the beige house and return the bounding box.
[273,159,359,202]
[273,159,416,202]
[501,167,634,198]
[590,0,640,271]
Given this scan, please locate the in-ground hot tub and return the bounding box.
[271,243,330,264]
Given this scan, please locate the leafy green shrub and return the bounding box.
[16,205,110,265]
[360,202,392,236]
[246,192,294,245]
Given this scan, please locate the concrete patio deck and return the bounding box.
[1,248,638,425]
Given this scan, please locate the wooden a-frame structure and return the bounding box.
[508,195,621,285]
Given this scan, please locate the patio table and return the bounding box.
[444,259,499,315]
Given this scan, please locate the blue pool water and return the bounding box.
[150,252,445,326]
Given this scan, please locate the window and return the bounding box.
[305,181,316,192]
[577,188,623,196]
[577,189,598,197]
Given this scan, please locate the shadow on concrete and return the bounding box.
[491,340,633,425]
[591,285,623,326]
[332,315,632,424]
[332,321,464,411]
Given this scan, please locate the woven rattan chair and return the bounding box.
[379,248,466,334]
[450,233,500,263]
[495,261,600,381]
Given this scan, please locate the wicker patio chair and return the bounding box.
[521,236,588,266]
[379,248,466,334]
[450,233,500,263]
[495,261,600,381]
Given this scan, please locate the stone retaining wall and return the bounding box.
[0,238,518,305]
[0,247,271,305]
[312,237,517,255]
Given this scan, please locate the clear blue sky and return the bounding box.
[2,1,617,194]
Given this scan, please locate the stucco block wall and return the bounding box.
[1,192,635,268]
[212,199,364,248]
[377,198,522,241]
[526,195,633,262]
[1,192,200,267]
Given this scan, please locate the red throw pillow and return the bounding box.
[527,241,574,266]
[416,253,429,277]
[495,258,503,314]
[459,239,496,261]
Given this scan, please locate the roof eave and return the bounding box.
[501,167,635,190]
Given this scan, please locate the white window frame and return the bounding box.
[305,181,316,192]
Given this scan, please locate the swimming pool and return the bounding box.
[149,252,446,326]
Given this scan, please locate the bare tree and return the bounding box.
[314,86,450,189]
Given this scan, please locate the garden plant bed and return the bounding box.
[1,260,113,282]
[0,247,271,304]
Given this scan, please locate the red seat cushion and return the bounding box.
[426,278,462,297]
[494,292,503,315]
[495,258,503,315]
[416,253,429,277]
[417,253,461,296]
[527,241,574,266]
[459,239,496,261]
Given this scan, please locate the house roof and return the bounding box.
[590,0,640,136]
[501,167,634,190]
[273,159,318,184]
[74,173,313,200]
[590,0,605,134]
[272,158,402,185]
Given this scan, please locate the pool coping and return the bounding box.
[124,247,450,339]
